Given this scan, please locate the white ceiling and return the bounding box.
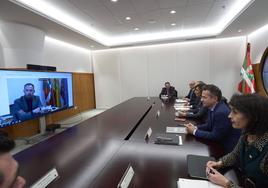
[1,0,268,50]
[66,0,229,35]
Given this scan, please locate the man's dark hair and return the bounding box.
[203,84,222,101]
[165,82,170,85]
[197,81,206,85]
[24,83,34,89]
[229,94,268,136]
[0,134,15,154]
[0,134,15,185]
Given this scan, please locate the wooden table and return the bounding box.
[14,97,225,188]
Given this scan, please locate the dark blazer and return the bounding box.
[186,101,208,124]
[159,86,177,99]
[13,96,42,121]
[185,89,197,104]
[190,96,200,108]
[195,101,241,153]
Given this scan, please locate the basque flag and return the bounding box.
[238,43,256,94]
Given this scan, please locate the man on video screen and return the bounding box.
[13,83,42,121]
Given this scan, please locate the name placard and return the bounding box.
[117,164,135,188]
[156,110,160,117]
[178,135,183,145]
[31,168,59,188]
[144,127,152,140]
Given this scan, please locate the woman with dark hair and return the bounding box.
[206,94,268,188]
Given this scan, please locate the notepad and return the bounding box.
[177,178,222,188]
[187,155,216,179]
[166,127,186,134]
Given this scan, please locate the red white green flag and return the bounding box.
[238,43,256,94]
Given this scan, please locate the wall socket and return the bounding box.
[74,106,78,109]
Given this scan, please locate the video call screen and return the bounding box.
[0,70,73,128]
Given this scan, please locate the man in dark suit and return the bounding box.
[184,80,196,104]
[185,84,241,153]
[13,83,42,121]
[159,82,177,100]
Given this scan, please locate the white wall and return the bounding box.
[0,42,4,67]
[249,24,268,64]
[42,37,92,72]
[0,21,45,68]
[93,37,246,108]
[0,21,92,73]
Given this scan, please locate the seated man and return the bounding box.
[0,134,26,188]
[185,84,241,153]
[12,83,42,121]
[178,83,208,123]
[159,82,177,100]
[184,80,197,104]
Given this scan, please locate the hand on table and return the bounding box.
[206,160,223,169]
[206,167,230,188]
[184,123,196,134]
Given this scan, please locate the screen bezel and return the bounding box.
[260,47,268,95]
[0,68,74,128]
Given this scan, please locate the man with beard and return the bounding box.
[13,83,42,121]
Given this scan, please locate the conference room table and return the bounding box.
[14,97,226,188]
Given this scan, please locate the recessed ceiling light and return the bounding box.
[125,17,131,20]
[111,0,118,2]
[171,23,176,26]
[133,27,139,31]
[238,29,242,33]
[170,10,176,14]
[90,45,94,48]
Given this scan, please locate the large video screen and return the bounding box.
[0,70,73,128]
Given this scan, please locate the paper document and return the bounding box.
[177,178,223,188]
[174,104,186,107]
[174,106,190,111]
[166,127,186,134]
[175,99,188,103]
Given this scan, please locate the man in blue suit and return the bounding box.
[185,84,240,153]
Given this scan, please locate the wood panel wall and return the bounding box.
[253,63,267,96]
[2,73,95,139]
